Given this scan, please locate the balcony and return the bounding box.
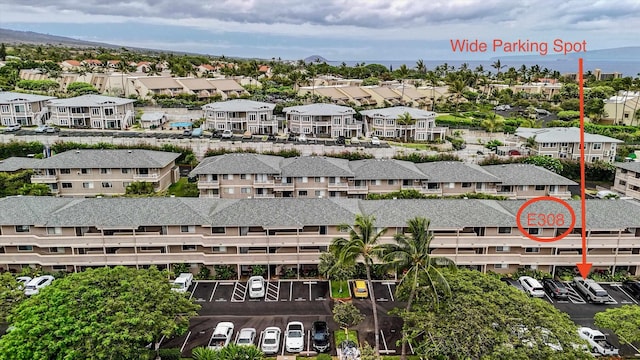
[253,193,275,198]
[30,175,58,183]
[548,191,572,198]
[401,184,423,190]
[347,185,368,194]
[198,180,220,189]
[496,191,516,198]
[253,179,275,186]
[343,122,364,130]
[328,182,349,190]
[273,183,294,192]
[133,173,159,181]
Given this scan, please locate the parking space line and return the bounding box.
[265,280,279,302]
[385,282,395,302]
[611,284,639,305]
[379,329,395,354]
[564,283,587,304]
[208,282,219,302]
[180,331,191,353]
[544,293,554,304]
[289,281,293,301]
[619,334,640,355]
[189,282,198,301]
[231,282,247,302]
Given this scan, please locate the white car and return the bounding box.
[208,322,234,350]
[518,276,545,298]
[24,275,54,295]
[248,276,265,298]
[297,134,307,142]
[350,137,360,144]
[16,276,31,289]
[221,129,233,139]
[261,326,281,355]
[285,321,304,353]
[370,136,381,145]
[236,327,256,346]
[4,124,21,132]
[34,125,58,133]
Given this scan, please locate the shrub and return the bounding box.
[158,348,181,360]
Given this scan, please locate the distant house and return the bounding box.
[140,112,167,129]
[197,64,216,74]
[515,127,622,163]
[603,92,640,126]
[48,95,136,129]
[60,60,81,70]
[81,59,103,67]
[176,78,218,99]
[202,99,276,134]
[282,103,361,138]
[362,86,403,106]
[131,77,184,98]
[613,162,640,200]
[360,106,447,141]
[207,79,248,99]
[0,91,56,126]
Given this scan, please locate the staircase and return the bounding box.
[34,106,49,125]
[122,110,134,129]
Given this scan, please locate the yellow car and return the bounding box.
[353,280,369,298]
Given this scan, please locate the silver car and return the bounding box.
[236,327,256,346]
[261,326,281,355]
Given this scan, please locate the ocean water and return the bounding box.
[326,60,640,76]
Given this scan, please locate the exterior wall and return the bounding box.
[203,109,277,134]
[365,114,446,141]
[614,167,640,199]
[286,113,363,138]
[1,224,638,276]
[49,103,135,130]
[0,100,50,126]
[532,141,617,163]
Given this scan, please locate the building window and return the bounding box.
[525,247,540,253]
[104,108,114,116]
[494,264,508,269]
[315,190,325,197]
[57,107,67,113]
[180,225,195,233]
[47,227,62,235]
[528,228,540,235]
[216,112,224,118]
[211,227,225,234]
[592,143,602,150]
[591,156,600,162]
[15,225,30,233]
[223,188,234,194]
[534,185,545,191]
[298,190,308,196]
[461,182,471,188]
[0,105,9,113]
[100,169,111,174]
[496,246,510,252]
[18,245,33,252]
[60,169,71,174]
[241,187,251,194]
[388,180,396,185]
[101,182,113,188]
[80,168,91,174]
[222,174,234,180]
[498,227,511,234]
[49,247,64,253]
[82,182,94,189]
[182,245,196,251]
[62,183,72,188]
[91,108,100,115]
[315,177,325,183]
[619,180,627,186]
[374,119,383,125]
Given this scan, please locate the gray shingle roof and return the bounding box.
[0,91,56,103]
[280,157,353,177]
[47,94,135,107]
[189,153,282,176]
[349,159,428,180]
[516,127,623,144]
[615,162,640,172]
[360,106,435,119]
[482,164,578,186]
[0,197,638,230]
[416,162,499,183]
[0,157,42,172]
[282,103,356,116]
[32,149,180,169]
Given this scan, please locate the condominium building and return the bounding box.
[613,162,640,199]
[282,103,362,138]
[47,95,136,130]
[0,197,637,277]
[360,106,448,141]
[202,99,277,134]
[7,149,180,196]
[189,154,576,199]
[515,127,622,163]
[0,91,56,126]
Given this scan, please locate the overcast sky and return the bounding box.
[1,0,639,61]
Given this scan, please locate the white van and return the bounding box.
[172,273,193,293]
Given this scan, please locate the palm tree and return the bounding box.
[383,217,455,360]
[481,113,505,135]
[491,59,506,80]
[330,214,387,355]
[397,64,410,103]
[448,79,466,113]
[415,59,426,75]
[396,111,415,142]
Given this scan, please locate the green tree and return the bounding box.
[383,217,456,360]
[317,252,354,292]
[67,81,99,95]
[523,155,563,174]
[448,79,467,113]
[17,183,52,196]
[0,266,200,360]
[402,269,590,360]
[0,43,6,61]
[191,343,264,360]
[332,301,364,338]
[481,114,505,133]
[396,112,415,142]
[0,272,25,323]
[125,181,155,196]
[330,214,387,354]
[594,305,640,344]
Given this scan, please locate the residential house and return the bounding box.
[415,161,501,195]
[129,77,185,98]
[0,91,56,126]
[603,92,640,126]
[140,112,167,129]
[81,59,103,68]
[207,79,248,99]
[613,162,640,199]
[282,103,361,138]
[1,196,639,277]
[48,95,135,129]
[26,149,180,196]
[0,157,41,173]
[197,64,216,75]
[337,86,377,107]
[515,127,622,163]
[482,164,576,199]
[393,85,431,108]
[362,86,403,106]
[360,106,447,141]
[299,86,350,104]
[202,99,277,134]
[60,60,81,71]
[176,78,218,99]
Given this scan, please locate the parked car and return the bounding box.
[35,125,59,133]
[248,276,265,298]
[267,133,276,141]
[171,273,193,293]
[221,129,233,139]
[501,277,526,292]
[24,275,54,295]
[578,327,619,356]
[285,321,304,353]
[573,277,610,303]
[235,327,256,346]
[208,322,234,350]
[16,276,31,289]
[353,280,368,298]
[542,278,569,300]
[210,130,222,138]
[261,326,281,355]
[518,276,545,298]
[4,124,21,132]
[287,132,296,141]
[311,321,330,353]
[297,133,307,142]
[242,130,253,139]
[350,137,360,144]
[370,137,380,145]
[182,129,192,136]
[622,279,640,299]
[336,136,346,145]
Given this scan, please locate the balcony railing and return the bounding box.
[30,175,58,183]
[253,193,275,198]
[328,182,349,190]
[198,180,220,189]
[347,185,368,194]
[273,183,294,191]
[133,173,159,181]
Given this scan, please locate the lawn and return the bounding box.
[330,280,350,299]
[334,329,358,347]
[166,177,199,197]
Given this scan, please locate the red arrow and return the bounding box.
[576,58,592,278]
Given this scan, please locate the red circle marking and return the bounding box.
[515,196,576,243]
